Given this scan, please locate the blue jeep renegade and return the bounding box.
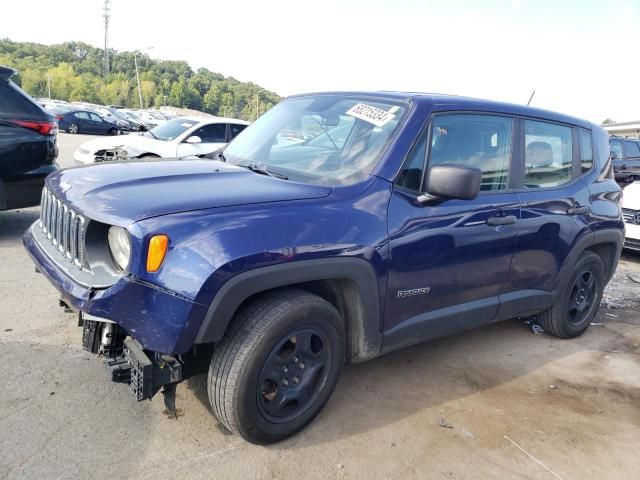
[24,92,623,444]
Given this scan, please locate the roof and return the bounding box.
[289,91,593,129]
[602,120,640,128]
[178,115,250,125]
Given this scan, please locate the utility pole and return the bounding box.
[134,47,153,109]
[134,51,143,108]
[103,0,110,77]
[255,92,259,120]
[47,73,51,98]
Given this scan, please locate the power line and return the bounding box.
[103,0,110,76]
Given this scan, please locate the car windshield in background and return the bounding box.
[149,118,197,141]
[222,95,407,186]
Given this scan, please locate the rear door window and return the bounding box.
[74,112,91,120]
[428,114,513,191]
[524,120,572,188]
[229,123,247,139]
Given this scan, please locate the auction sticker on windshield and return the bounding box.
[346,103,396,127]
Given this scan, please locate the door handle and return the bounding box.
[567,206,590,215]
[487,215,517,226]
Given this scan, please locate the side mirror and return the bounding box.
[186,135,202,144]
[418,165,482,203]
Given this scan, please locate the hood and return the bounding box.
[46,159,332,226]
[622,182,640,210]
[79,133,164,155]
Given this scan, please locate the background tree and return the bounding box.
[0,38,280,121]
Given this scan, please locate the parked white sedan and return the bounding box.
[73,116,249,164]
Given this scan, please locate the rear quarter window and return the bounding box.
[0,80,44,120]
[578,130,593,173]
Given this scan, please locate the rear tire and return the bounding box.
[207,289,345,444]
[68,123,79,134]
[537,251,605,338]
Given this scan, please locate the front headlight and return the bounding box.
[108,226,131,271]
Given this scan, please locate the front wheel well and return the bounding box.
[223,278,373,363]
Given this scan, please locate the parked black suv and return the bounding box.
[610,136,640,183]
[0,65,58,211]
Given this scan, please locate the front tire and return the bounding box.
[208,289,345,444]
[537,251,605,338]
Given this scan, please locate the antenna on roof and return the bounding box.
[526,90,535,106]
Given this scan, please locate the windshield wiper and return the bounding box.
[242,163,288,180]
[215,151,226,162]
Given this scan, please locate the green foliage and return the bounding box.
[0,38,280,120]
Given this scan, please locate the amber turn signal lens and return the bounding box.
[147,235,169,272]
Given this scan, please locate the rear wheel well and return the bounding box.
[586,242,617,280]
[229,279,368,363]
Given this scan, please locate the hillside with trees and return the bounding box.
[0,38,281,120]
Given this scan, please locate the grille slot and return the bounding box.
[622,208,636,224]
[39,187,87,269]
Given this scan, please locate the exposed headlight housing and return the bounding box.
[108,226,131,271]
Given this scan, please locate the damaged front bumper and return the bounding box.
[79,313,184,401]
[74,146,130,165]
[24,224,209,355]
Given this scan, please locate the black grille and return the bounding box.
[39,187,87,268]
[622,208,637,224]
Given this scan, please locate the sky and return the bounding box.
[1,0,639,123]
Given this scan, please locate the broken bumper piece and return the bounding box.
[105,337,183,401]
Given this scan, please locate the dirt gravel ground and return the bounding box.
[0,134,639,480]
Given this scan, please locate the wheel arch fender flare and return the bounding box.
[194,257,383,361]
[554,228,623,299]
[0,180,6,210]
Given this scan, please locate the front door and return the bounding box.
[177,123,228,157]
[384,113,520,349]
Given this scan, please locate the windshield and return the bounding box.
[223,95,407,186]
[148,118,197,141]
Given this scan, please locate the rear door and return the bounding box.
[74,112,93,133]
[384,113,520,347]
[509,119,592,298]
[89,113,109,134]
